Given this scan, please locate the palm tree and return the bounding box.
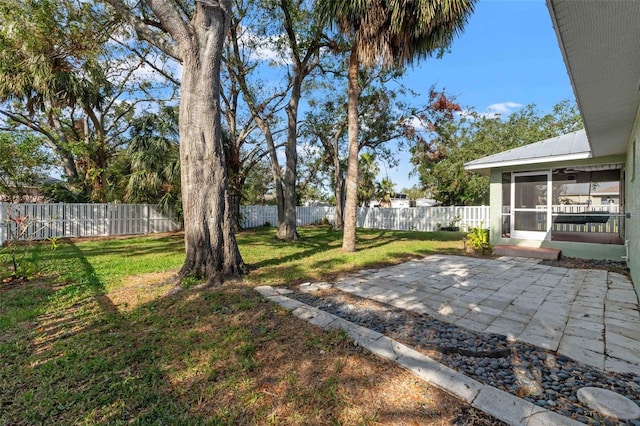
[376,177,396,206]
[0,0,112,196]
[318,0,476,252]
[124,106,182,221]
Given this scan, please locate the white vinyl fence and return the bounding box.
[0,203,488,246]
[240,205,489,232]
[0,203,180,246]
[356,206,489,232]
[240,205,335,228]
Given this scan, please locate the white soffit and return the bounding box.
[547,0,640,157]
[465,129,591,172]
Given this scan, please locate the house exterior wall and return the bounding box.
[625,109,640,293]
[488,155,627,262]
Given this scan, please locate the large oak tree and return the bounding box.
[105,0,245,285]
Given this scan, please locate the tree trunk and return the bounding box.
[57,147,80,185]
[277,75,302,241]
[47,107,80,184]
[229,191,242,232]
[225,138,243,232]
[178,3,245,286]
[333,157,345,230]
[342,48,360,252]
[254,117,285,227]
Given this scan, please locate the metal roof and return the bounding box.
[547,0,640,157]
[465,129,591,172]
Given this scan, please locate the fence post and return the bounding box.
[106,203,112,237]
[145,204,150,234]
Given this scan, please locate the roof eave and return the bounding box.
[546,0,640,157]
[545,0,594,154]
[465,152,592,173]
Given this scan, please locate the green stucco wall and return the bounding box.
[489,169,502,247]
[625,110,640,294]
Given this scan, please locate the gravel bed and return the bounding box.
[289,289,640,426]
[541,257,630,278]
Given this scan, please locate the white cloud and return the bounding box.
[132,56,182,85]
[458,109,500,120]
[276,147,287,164]
[238,26,292,65]
[456,102,524,120]
[486,101,523,115]
[457,109,480,118]
[106,30,182,86]
[406,116,426,130]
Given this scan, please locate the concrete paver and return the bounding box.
[257,255,640,425]
[333,254,640,374]
[577,387,640,419]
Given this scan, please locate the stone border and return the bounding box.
[256,286,582,426]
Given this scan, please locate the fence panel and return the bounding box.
[239,205,335,228]
[239,205,490,232]
[240,205,278,228]
[355,206,489,232]
[295,206,334,226]
[0,203,179,245]
[0,202,6,245]
[0,203,490,245]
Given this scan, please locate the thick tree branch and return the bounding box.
[0,110,56,142]
[145,0,193,49]
[103,0,183,61]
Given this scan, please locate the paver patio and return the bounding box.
[333,255,640,375]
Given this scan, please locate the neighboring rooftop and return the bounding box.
[464,129,590,173]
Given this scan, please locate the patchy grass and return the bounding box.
[0,227,501,425]
[240,226,466,286]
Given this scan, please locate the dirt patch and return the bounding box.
[167,285,506,425]
[106,271,178,312]
[541,256,630,277]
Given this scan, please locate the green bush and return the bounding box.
[466,224,491,252]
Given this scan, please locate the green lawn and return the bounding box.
[0,227,479,425]
[239,226,466,285]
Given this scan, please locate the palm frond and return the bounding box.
[319,0,476,68]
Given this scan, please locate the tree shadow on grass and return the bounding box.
[42,237,184,263]
[58,242,120,315]
[246,228,466,285]
[248,232,400,274]
[1,229,495,423]
[2,250,502,426]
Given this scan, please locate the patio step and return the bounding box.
[494,245,561,260]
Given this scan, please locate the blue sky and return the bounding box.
[386,0,576,191]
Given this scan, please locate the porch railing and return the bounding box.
[501,204,624,244]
